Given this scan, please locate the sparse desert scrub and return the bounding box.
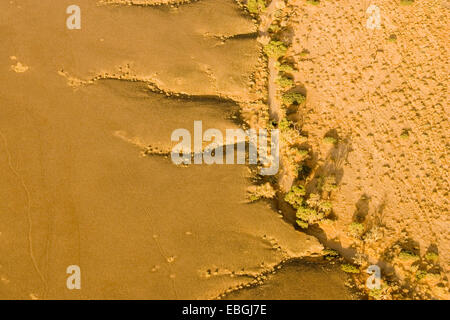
[398,250,420,261]
[246,0,266,14]
[247,182,276,202]
[341,263,360,274]
[284,185,306,208]
[348,222,365,238]
[282,0,449,299]
[285,175,337,228]
[323,248,339,260]
[363,225,383,244]
[424,252,439,263]
[416,270,428,280]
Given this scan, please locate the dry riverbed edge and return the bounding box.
[237,0,449,300]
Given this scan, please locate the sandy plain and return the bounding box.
[0,0,360,299]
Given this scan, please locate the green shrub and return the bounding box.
[307,0,320,5]
[323,248,339,260]
[400,129,410,139]
[277,75,295,88]
[281,92,306,106]
[323,136,337,144]
[268,24,281,33]
[320,175,338,192]
[318,201,332,213]
[400,0,414,5]
[279,63,295,73]
[285,185,306,209]
[263,41,288,59]
[341,264,360,274]
[398,250,419,261]
[416,270,427,280]
[247,0,266,14]
[278,118,292,131]
[296,220,309,229]
[348,222,365,238]
[425,252,439,263]
[296,205,324,224]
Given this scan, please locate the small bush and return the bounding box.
[388,34,397,42]
[268,24,281,33]
[416,270,427,280]
[247,0,266,14]
[348,222,365,238]
[281,92,306,106]
[278,118,292,131]
[296,205,324,224]
[307,0,320,5]
[323,248,339,260]
[318,201,332,213]
[247,182,276,202]
[285,185,306,209]
[277,75,295,88]
[323,136,337,144]
[398,250,419,261]
[296,220,309,229]
[425,252,439,263]
[400,129,410,139]
[341,264,360,274]
[321,175,338,192]
[279,63,295,73]
[400,0,414,5]
[263,41,288,59]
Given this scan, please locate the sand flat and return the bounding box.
[0,0,337,300]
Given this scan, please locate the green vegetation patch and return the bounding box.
[348,222,365,238]
[247,0,266,14]
[279,63,295,73]
[341,264,360,274]
[398,250,419,261]
[323,136,337,144]
[263,40,288,59]
[425,252,439,263]
[281,92,306,106]
[277,75,295,88]
[284,185,306,209]
[323,248,339,260]
[400,0,414,5]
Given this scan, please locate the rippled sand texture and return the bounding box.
[0,0,355,299]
